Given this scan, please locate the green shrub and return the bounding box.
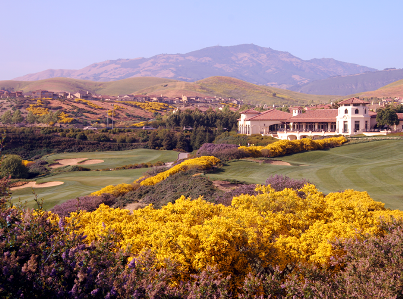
[0,154,28,178]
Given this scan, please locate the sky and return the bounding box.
[1,0,403,80]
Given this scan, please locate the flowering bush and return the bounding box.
[68,184,403,288]
[51,193,116,218]
[74,98,103,109]
[265,174,310,191]
[197,143,249,161]
[239,136,348,157]
[57,111,74,123]
[91,183,137,197]
[121,101,174,113]
[138,156,220,186]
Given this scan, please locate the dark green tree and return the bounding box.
[12,109,24,124]
[148,131,160,149]
[376,106,399,128]
[1,111,12,124]
[162,132,175,150]
[26,111,36,124]
[0,154,28,178]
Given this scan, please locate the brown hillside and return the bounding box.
[360,79,403,98]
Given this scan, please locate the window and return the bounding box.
[365,121,368,130]
[355,109,359,114]
[343,121,348,133]
[365,109,367,114]
[345,109,348,114]
[355,121,360,132]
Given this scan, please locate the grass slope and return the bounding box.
[0,77,177,96]
[207,140,403,210]
[359,78,403,98]
[11,149,178,209]
[136,76,343,106]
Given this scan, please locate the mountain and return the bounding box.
[289,69,403,95]
[13,44,376,89]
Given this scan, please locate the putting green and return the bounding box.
[11,149,179,210]
[207,140,403,210]
[43,149,179,170]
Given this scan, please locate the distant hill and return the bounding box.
[13,44,376,89]
[0,77,177,95]
[0,76,343,106]
[359,78,403,98]
[289,69,403,95]
[135,76,343,106]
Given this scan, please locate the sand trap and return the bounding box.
[79,159,104,165]
[50,158,104,168]
[267,160,291,166]
[11,181,64,190]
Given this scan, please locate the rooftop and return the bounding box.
[289,109,338,122]
[245,109,291,121]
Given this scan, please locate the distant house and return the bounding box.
[31,90,54,99]
[239,98,382,140]
[74,91,92,100]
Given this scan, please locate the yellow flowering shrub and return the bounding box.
[58,111,74,123]
[131,121,148,127]
[75,98,103,109]
[239,136,347,157]
[90,183,136,196]
[21,160,31,166]
[121,101,174,113]
[139,156,220,186]
[67,184,403,285]
[27,100,49,116]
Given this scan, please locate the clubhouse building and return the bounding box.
[238,98,381,140]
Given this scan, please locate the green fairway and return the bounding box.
[207,140,403,210]
[11,149,179,210]
[11,168,150,210]
[43,149,179,170]
[12,141,403,211]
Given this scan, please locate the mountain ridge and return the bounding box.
[13,44,376,88]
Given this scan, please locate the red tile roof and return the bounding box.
[339,98,369,105]
[245,109,291,121]
[240,108,260,114]
[289,109,338,122]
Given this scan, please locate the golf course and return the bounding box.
[10,139,403,210]
[10,149,178,210]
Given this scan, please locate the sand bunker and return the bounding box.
[267,160,292,166]
[50,158,104,168]
[11,181,64,190]
[79,159,104,165]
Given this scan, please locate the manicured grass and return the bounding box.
[13,141,403,211]
[207,140,403,210]
[12,149,179,210]
[43,149,179,170]
[11,168,149,210]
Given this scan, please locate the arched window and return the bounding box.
[365,109,367,114]
[355,109,359,114]
[344,109,348,114]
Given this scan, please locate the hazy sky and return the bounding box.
[2,0,402,80]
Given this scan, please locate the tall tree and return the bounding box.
[376,106,399,128]
[1,111,12,124]
[26,111,36,124]
[12,109,24,124]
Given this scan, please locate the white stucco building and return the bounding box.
[239,98,381,140]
